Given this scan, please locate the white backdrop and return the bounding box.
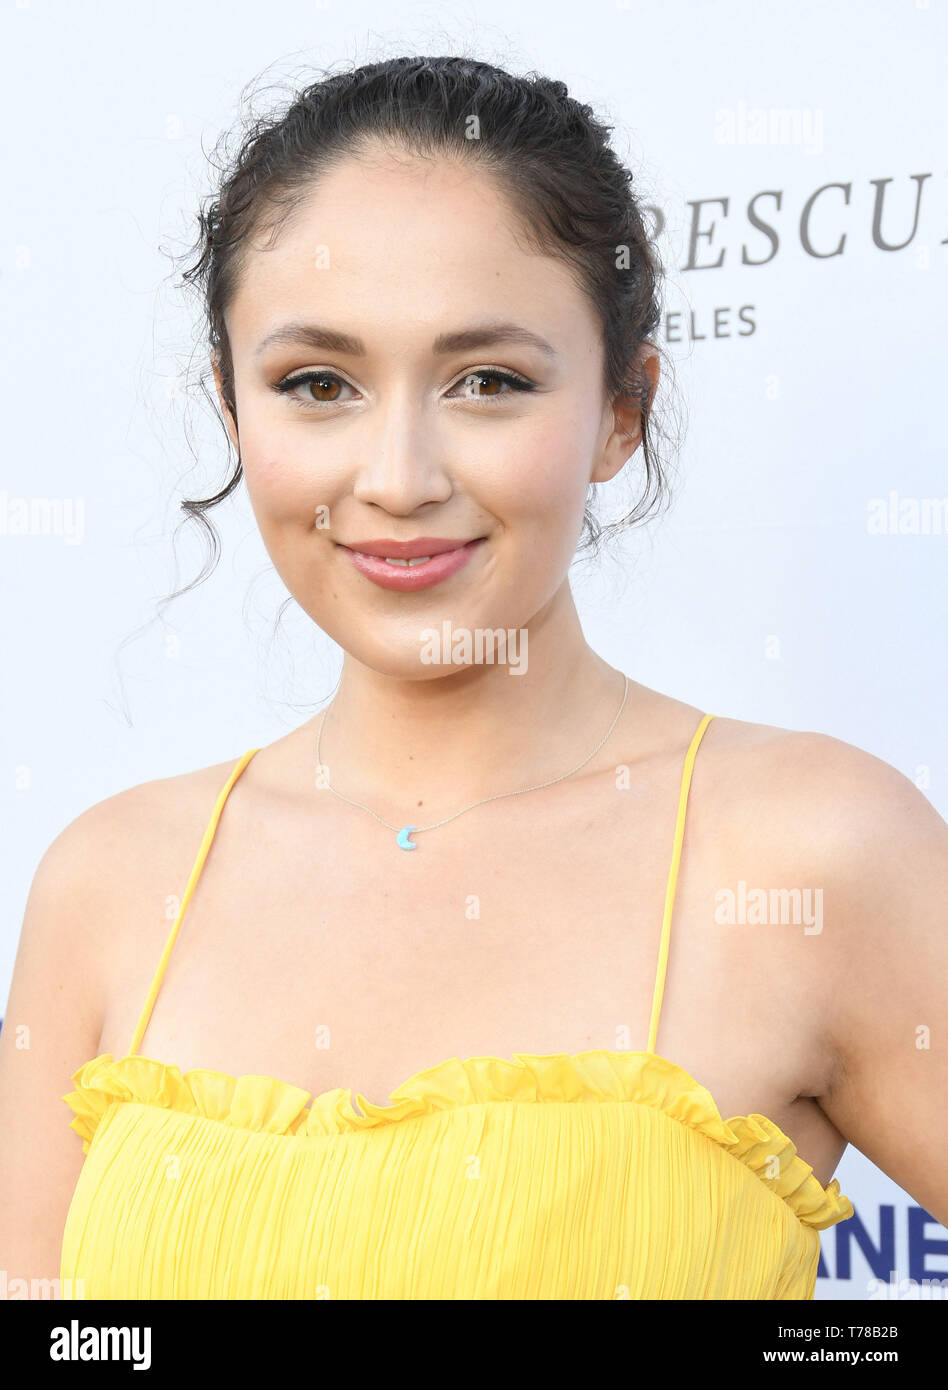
[2,0,946,1300]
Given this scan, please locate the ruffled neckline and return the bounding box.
[62,1047,854,1231]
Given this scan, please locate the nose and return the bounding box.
[350,384,454,516]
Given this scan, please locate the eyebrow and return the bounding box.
[253,320,558,360]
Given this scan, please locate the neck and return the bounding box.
[309,586,633,822]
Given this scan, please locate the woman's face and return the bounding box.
[216,146,643,679]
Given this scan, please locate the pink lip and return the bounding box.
[343,537,478,559]
[342,537,486,591]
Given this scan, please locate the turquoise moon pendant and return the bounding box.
[396,825,418,850]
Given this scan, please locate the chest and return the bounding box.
[95,766,837,1171]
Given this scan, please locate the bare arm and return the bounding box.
[813,737,948,1226]
[0,803,114,1293]
[0,758,234,1294]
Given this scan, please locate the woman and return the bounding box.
[1,55,946,1301]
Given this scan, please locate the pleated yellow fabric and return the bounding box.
[60,713,854,1299]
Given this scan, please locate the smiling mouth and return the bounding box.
[340,537,487,590]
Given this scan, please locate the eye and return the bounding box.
[272,370,356,409]
[447,368,537,403]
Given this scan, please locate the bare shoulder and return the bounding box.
[28,751,256,979]
[698,713,945,873]
[695,711,948,1042]
[627,687,932,844]
[46,752,246,876]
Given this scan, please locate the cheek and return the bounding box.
[482,417,593,541]
[239,449,335,613]
[239,426,346,544]
[240,448,333,605]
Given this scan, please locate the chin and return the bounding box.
[333,615,529,679]
[350,646,479,682]
[312,588,540,679]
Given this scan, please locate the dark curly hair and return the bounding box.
[173,53,680,594]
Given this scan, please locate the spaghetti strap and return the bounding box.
[127,748,261,1057]
[645,714,716,1055]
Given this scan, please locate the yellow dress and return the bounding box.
[60,713,854,1299]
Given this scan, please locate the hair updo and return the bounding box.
[176,54,679,587]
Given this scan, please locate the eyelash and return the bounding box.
[272,367,537,411]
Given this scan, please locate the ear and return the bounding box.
[211,350,240,455]
[591,345,661,484]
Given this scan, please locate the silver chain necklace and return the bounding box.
[314,673,630,850]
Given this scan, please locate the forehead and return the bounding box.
[224,148,597,349]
